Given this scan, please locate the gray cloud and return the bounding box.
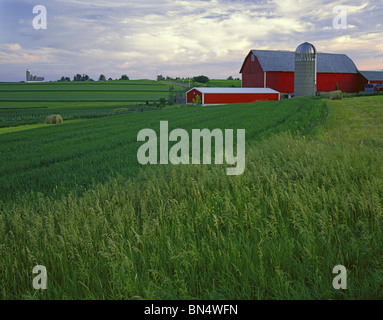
[0,0,382,82]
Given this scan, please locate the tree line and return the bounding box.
[57,74,130,82]
[157,75,211,84]
[157,75,240,84]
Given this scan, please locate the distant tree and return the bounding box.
[193,75,210,84]
[157,98,167,108]
[108,78,113,81]
[59,76,71,82]
[227,76,234,80]
[99,74,106,81]
[73,74,82,81]
[120,74,129,80]
[74,74,90,81]
[168,85,175,105]
[157,74,165,81]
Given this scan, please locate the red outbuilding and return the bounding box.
[186,87,280,106]
[240,50,366,94]
[359,71,383,85]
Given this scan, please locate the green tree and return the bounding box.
[168,85,175,105]
[192,94,202,105]
[59,76,71,82]
[120,74,130,80]
[193,75,210,84]
[99,74,106,81]
[158,98,167,108]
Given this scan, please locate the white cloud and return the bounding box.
[1,43,22,51]
[0,0,382,81]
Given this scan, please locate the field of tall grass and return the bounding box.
[0,97,325,201]
[0,90,382,300]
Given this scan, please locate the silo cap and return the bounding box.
[295,42,317,55]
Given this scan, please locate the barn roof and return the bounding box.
[240,50,359,74]
[359,71,383,81]
[187,87,280,94]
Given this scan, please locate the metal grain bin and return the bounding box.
[294,42,317,97]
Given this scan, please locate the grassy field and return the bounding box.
[0,97,325,201]
[0,80,186,127]
[0,81,171,91]
[0,82,382,299]
[0,91,172,101]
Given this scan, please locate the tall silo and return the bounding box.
[26,69,31,82]
[294,42,317,97]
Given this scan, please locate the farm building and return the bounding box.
[240,49,369,94]
[359,71,383,85]
[186,87,280,106]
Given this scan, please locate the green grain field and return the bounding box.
[0,81,382,300]
[0,80,185,127]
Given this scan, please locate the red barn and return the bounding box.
[240,50,365,94]
[186,87,280,106]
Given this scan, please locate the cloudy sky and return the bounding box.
[0,0,382,82]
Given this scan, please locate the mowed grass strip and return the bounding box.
[322,95,383,147]
[0,123,52,135]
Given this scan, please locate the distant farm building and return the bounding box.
[359,71,383,85]
[240,48,376,94]
[26,69,44,82]
[186,87,280,106]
